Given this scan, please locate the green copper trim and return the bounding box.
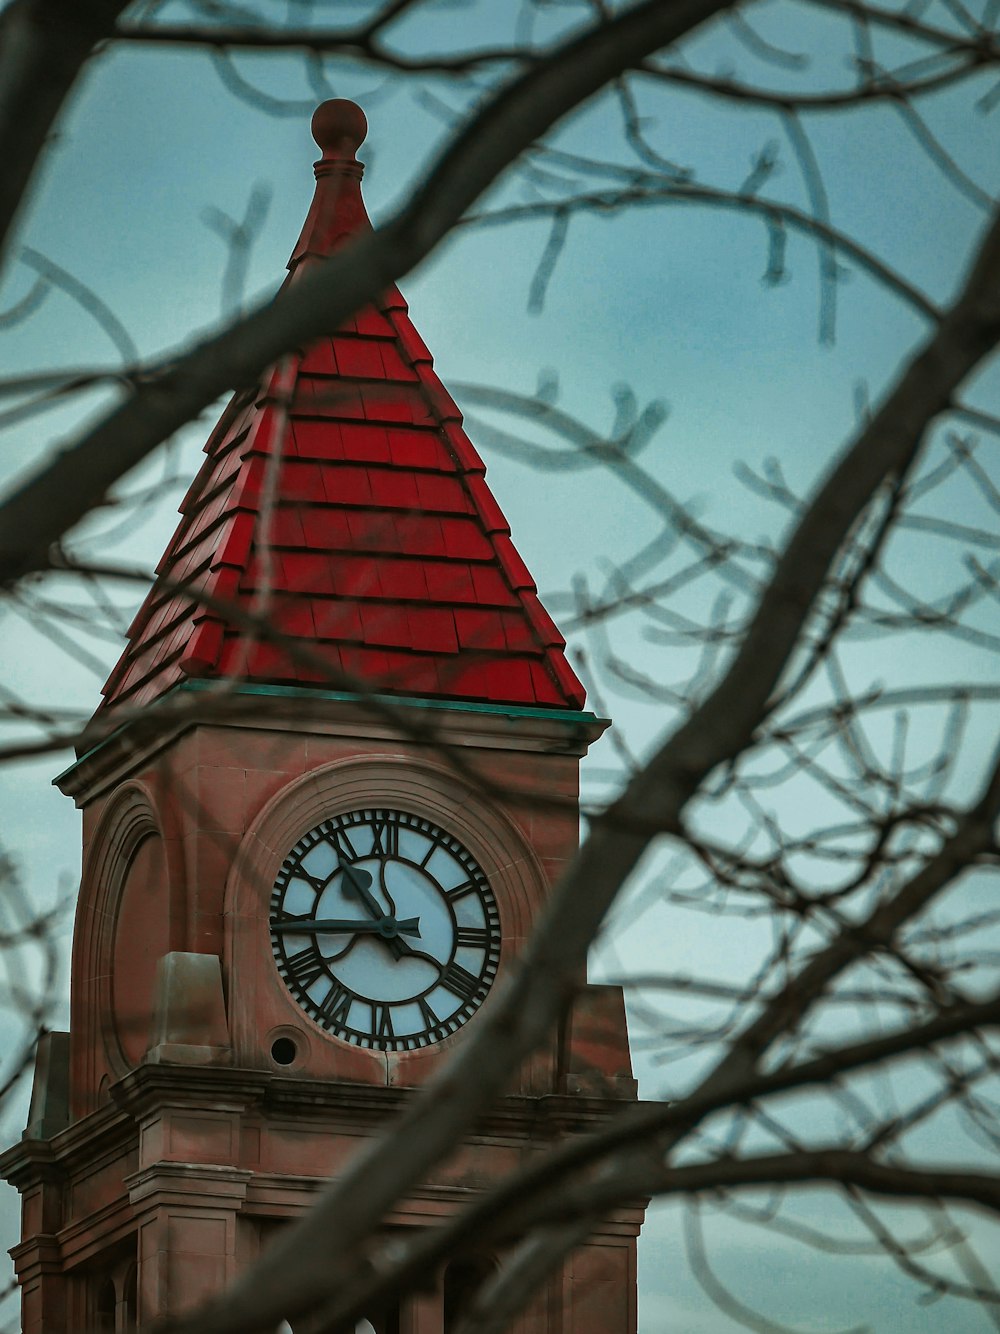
[55,681,604,786]
[174,678,602,726]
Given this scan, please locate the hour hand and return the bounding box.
[340,866,381,916]
[340,865,407,959]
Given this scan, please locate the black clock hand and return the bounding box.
[340,865,379,913]
[273,916,421,938]
[341,864,407,960]
[375,860,443,965]
[370,864,451,969]
[339,864,441,968]
[377,860,399,920]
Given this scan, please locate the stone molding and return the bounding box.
[77,781,165,1081]
[57,688,608,805]
[223,752,551,1078]
[226,750,546,939]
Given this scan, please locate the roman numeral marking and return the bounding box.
[370,816,399,857]
[439,962,482,1003]
[316,981,353,1027]
[274,911,309,927]
[455,926,489,948]
[374,1004,394,1039]
[284,946,324,991]
[328,826,358,864]
[418,997,440,1031]
[443,881,476,903]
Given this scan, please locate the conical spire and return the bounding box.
[287,100,371,273]
[100,102,586,716]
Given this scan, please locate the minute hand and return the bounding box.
[273,917,421,937]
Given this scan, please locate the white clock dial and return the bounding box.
[269,808,501,1050]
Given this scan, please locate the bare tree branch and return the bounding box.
[156,180,1000,1334]
[0,0,130,266]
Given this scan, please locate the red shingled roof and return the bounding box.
[100,100,586,715]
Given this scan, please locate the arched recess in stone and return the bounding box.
[222,753,549,1075]
[444,1256,498,1331]
[122,1261,138,1328]
[95,1277,116,1332]
[226,752,547,954]
[78,782,175,1077]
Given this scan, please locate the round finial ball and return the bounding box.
[311,100,367,157]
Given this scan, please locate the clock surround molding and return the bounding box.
[225,752,551,1085]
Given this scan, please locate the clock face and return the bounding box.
[269,808,501,1051]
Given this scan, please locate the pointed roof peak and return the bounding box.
[289,99,371,274]
[99,105,587,720]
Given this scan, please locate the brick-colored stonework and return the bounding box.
[0,101,643,1334]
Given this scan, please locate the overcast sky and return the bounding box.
[1,2,998,1330]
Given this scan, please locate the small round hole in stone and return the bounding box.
[271,1037,297,1066]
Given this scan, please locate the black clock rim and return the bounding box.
[268,806,501,1051]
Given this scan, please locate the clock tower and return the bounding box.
[2,101,643,1334]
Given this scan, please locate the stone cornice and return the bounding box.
[57,685,608,804]
[2,1061,642,1189]
[0,1096,133,1190]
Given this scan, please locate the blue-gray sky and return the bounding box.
[2,2,999,1330]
